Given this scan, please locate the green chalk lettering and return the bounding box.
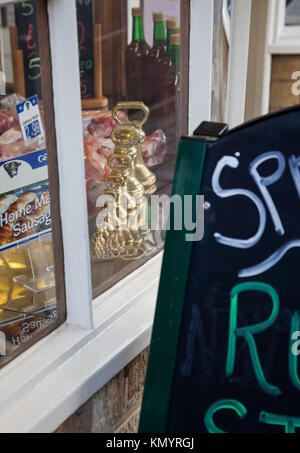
[259,412,300,433]
[226,282,281,397]
[289,311,300,390]
[204,399,247,433]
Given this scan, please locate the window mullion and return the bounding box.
[47,0,93,329]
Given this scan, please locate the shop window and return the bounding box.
[0,0,66,368]
[76,0,185,297]
[286,0,300,26]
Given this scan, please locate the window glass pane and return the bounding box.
[77,0,183,297]
[0,1,65,367]
[226,0,232,17]
[286,0,300,26]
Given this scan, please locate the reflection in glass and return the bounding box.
[0,1,63,366]
[77,0,182,297]
[286,0,300,26]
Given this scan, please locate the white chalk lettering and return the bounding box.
[250,151,286,236]
[212,156,266,249]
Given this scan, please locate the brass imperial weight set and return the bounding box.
[92,102,157,261]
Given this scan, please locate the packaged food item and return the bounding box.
[143,153,165,168]
[0,109,18,135]
[0,93,25,113]
[83,111,127,220]
[0,137,43,163]
[141,129,167,161]
[0,127,23,145]
[0,103,167,221]
[0,187,50,249]
[82,109,128,137]
[0,94,46,162]
[84,133,110,178]
[84,125,166,183]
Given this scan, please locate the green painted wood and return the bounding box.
[139,138,207,433]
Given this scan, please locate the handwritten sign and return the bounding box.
[14,0,94,100]
[140,106,300,433]
[76,0,94,99]
[15,1,41,99]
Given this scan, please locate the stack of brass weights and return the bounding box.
[93,102,157,261]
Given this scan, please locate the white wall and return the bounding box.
[143,0,180,46]
[127,0,180,46]
[127,0,141,44]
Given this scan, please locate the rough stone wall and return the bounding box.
[56,348,149,433]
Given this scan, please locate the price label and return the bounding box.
[16,95,44,142]
[25,119,41,140]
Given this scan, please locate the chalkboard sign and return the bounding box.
[140,105,300,433]
[14,0,94,100]
[76,0,94,99]
[15,1,41,99]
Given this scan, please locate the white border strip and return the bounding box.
[268,0,300,54]
[188,0,214,133]
[222,0,231,44]
[47,0,93,329]
[226,0,252,128]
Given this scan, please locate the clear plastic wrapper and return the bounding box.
[84,116,167,219]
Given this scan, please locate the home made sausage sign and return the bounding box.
[140,106,300,434]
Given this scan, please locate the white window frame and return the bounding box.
[0,0,213,433]
[243,0,300,121]
[272,0,300,46]
[222,0,231,44]
[225,0,252,127]
[226,0,300,124]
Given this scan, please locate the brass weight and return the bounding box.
[112,102,157,195]
[92,102,157,261]
[108,124,144,209]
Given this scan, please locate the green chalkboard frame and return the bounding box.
[139,105,300,433]
[139,138,208,433]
